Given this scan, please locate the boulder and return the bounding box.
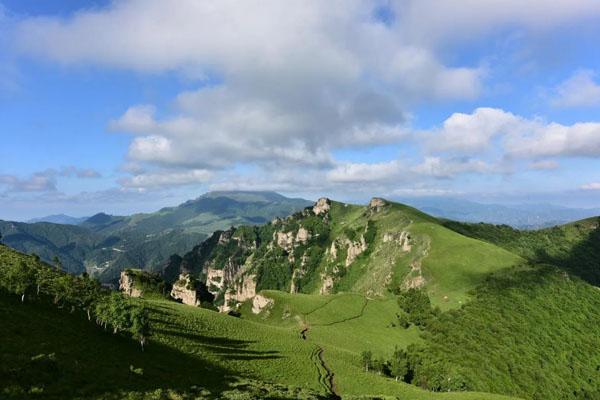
[252,294,274,314]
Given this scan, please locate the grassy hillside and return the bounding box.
[1,244,517,400]
[4,197,600,400]
[442,217,600,285]
[179,198,522,310]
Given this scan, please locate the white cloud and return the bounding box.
[428,107,600,159]
[0,166,102,193]
[581,182,600,190]
[504,121,600,158]
[395,0,600,47]
[327,156,494,185]
[428,108,520,153]
[119,169,212,189]
[11,0,488,175]
[411,157,493,178]
[327,160,406,183]
[9,0,600,196]
[551,70,600,107]
[109,105,157,133]
[0,171,56,192]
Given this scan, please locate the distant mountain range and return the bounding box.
[397,197,600,229]
[27,214,89,225]
[0,191,311,283]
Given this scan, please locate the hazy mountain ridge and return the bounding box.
[27,214,89,225]
[0,191,312,283]
[401,197,600,229]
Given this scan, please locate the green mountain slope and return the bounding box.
[176,197,522,310]
[441,217,600,285]
[3,198,600,400]
[0,220,99,273]
[0,244,516,400]
[0,191,311,283]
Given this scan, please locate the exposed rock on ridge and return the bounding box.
[119,270,142,298]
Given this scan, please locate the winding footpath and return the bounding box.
[300,297,370,399]
[301,326,341,399]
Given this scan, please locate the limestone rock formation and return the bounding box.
[383,231,412,252]
[119,270,142,298]
[368,197,387,212]
[320,274,334,295]
[206,268,225,294]
[170,273,201,306]
[221,274,257,312]
[296,226,311,244]
[345,236,368,266]
[313,197,331,215]
[252,294,274,314]
[205,257,244,295]
[276,231,295,251]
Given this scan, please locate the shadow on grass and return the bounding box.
[532,221,600,286]
[0,294,267,399]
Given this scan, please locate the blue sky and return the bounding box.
[2,0,600,220]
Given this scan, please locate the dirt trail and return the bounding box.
[302,326,341,399]
[299,298,370,399]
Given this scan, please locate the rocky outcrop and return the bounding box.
[170,274,201,306]
[313,197,331,215]
[205,256,244,295]
[296,226,311,243]
[206,268,225,294]
[252,294,274,314]
[320,274,334,295]
[276,231,295,251]
[218,230,233,245]
[346,236,367,267]
[329,241,338,260]
[221,274,257,312]
[119,270,142,298]
[368,197,387,212]
[275,226,312,253]
[383,231,412,252]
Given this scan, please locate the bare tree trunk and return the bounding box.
[87,309,91,321]
[37,284,40,295]
[21,293,25,302]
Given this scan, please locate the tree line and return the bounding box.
[0,249,150,350]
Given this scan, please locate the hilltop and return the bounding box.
[171,197,522,310]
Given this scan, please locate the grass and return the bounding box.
[238,290,521,399]
[409,222,523,309]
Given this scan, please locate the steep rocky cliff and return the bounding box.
[172,197,422,311]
